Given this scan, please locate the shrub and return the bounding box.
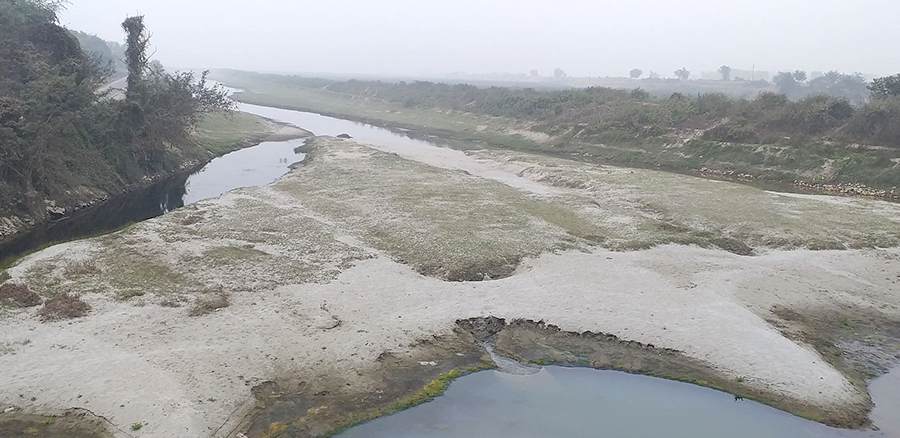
[0,283,42,307]
[38,292,91,321]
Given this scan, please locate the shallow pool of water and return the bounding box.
[337,366,888,438]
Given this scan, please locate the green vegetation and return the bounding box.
[839,317,855,330]
[214,70,900,191]
[326,368,472,436]
[130,422,143,431]
[0,1,231,228]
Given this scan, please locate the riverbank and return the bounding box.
[208,70,900,202]
[0,111,310,262]
[1,135,898,437]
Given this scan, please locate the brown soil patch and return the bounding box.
[0,409,114,438]
[38,292,91,321]
[0,283,41,308]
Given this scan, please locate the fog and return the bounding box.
[61,0,899,79]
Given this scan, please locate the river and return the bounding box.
[2,98,897,437]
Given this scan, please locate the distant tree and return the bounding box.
[810,71,824,81]
[808,71,869,104]
[868,74,900,99]
[553,68,567,79]
[717,65,731,81]
[674,68,690,80]
[629,68,643,79]
[793,70,807,82]
[649,71,660,79]
[773,71,799,95]
[529,69,539,77]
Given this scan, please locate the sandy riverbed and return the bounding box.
[1,137,898,437]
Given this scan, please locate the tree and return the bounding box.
[553,68,567,79]
[629,68,643,79]
[122,16,150,103]
[529,69,539,77]
[869,74,900,99]
[808,71,869,104]
[674,68,690,80]
[773,71,799,95]
[717,65,731,81]
[793,70,807,82]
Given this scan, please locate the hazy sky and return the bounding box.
[61,0,899,78]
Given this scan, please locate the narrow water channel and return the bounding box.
[337,366,897,438]
[0,100,462,260]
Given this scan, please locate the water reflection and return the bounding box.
[338,366,885,438]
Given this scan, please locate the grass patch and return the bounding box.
[0,283,41,308]
[263,421,287,438]
[130,422,143,431]
[325,368,475,435]
[839,317,854,330]
[38,292,91,321]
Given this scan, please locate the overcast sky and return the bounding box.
[61,0,898,78]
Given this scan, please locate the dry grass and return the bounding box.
[38,292,91,321]
[64,260,101,279]
[189,291,230,316]
[0,283,42,308]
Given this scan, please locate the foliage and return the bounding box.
[226,70,900,150]
[629,68,643,79]
[793,70,807,82]
[869,74,900,99]
[718,65,731,81]
[554,68,567,79]
[773,71,799,95]
[0,1,232,217]
[674,68,690,80]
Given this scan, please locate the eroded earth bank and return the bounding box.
[1,136,899,437]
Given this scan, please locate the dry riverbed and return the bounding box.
[1,137,899,437]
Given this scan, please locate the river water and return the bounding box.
[337,366,897,438]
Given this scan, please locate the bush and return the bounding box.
[0,283,42,307]
[38,292,91,321]
[845,97,900,147]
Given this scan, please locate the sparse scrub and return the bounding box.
[131,422,143,431]
[0,283,42,308]
[216,70,900,191]
[38,292,91,321]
